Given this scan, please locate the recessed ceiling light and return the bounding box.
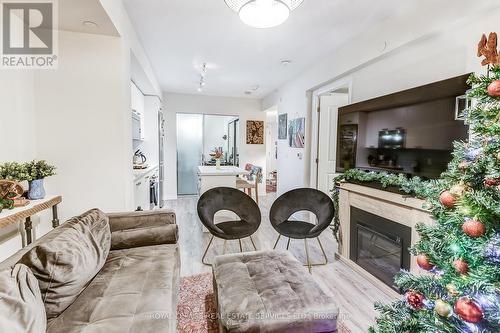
[281,60,292,66]
[82,21,98,28]
[250,85,260,91]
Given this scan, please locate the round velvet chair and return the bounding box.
[197,187,261,265]
[269,188,334,272]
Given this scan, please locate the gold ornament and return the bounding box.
[435,299,452,317]
[450,182,467,198]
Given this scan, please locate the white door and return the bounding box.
[317,93,348,195]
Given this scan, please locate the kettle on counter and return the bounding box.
[133,149,147,165]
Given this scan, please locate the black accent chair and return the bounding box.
[270,188,334,272]
[197,187,261,265]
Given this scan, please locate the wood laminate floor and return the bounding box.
[163,194,396,333]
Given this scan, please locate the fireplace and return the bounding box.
[350,207,411,292]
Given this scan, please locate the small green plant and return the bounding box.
[0,162,30,182]
[24,160,56,181]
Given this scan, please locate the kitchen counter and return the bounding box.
[197,166,249,176]
[133,164,158,181]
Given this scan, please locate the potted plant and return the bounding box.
[24,160,56,200]
[0,162,30,182]
[210,147,224,169]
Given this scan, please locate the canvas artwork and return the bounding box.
[246,120,264,144]
[288,118,305,148]
[278,113,288,140]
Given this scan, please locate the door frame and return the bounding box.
[309,77,353,189]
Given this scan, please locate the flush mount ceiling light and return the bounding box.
[225,0,304,28]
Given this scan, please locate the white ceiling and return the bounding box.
[123,0,495,99]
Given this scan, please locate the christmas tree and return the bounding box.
[369,33,500,333]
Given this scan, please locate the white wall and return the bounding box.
[263,5,500,194]
[0,72,36,162]
[34,30,133,220]
[163,92,266,200]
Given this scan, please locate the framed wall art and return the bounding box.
[246,120,264,144]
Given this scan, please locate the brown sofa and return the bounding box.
[0,209,180,333]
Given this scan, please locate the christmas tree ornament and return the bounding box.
[465,147,483,161]
[462,218,486,237]
[406,291,425,309]
[446,283,460,296]
[454,297,484,323]
[439,190,457,208]
[487,79,500,97]
[484,178,500,187]
[450,183,467,198]
[416,254,435,271]
[453,258,469,275]
[458,161,470,171]
[434,299,452,317]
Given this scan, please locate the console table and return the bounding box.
[0,195,62,246]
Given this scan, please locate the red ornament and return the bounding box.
[484,178,500,187]
[453,258,469,275]
[416,254,435,271]
[406,291,425,309]
[439,190,456,208]
[487,80,500,97]
[454,297,484,323]
[462,218,486,237]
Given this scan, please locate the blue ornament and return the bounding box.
[465,148,483,161]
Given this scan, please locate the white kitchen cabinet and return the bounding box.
[133,166,158,211]
[131,81,146,140]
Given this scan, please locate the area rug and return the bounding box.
[177,273,351,333]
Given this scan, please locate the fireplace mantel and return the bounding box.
[337,182,435,296]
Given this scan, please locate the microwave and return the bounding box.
[132,111,143,140]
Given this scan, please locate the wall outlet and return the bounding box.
[297,152,303,160]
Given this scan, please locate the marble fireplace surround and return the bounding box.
[336,182,434,297]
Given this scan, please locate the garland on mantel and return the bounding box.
[330,168,444,241]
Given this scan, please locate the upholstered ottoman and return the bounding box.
[213,250,338,333]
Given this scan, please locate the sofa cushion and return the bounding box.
[213,250,338,333]
[0,264,46,333]
[20,209,111,319]
[111,224,178,250]
[46,244,180,333]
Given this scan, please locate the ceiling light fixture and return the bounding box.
[225,0,304,28]
[197,62,208,92]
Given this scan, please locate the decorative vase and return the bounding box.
[215,159,221,170]
[28,179,46,200]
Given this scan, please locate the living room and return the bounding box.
[0,1,499,333]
